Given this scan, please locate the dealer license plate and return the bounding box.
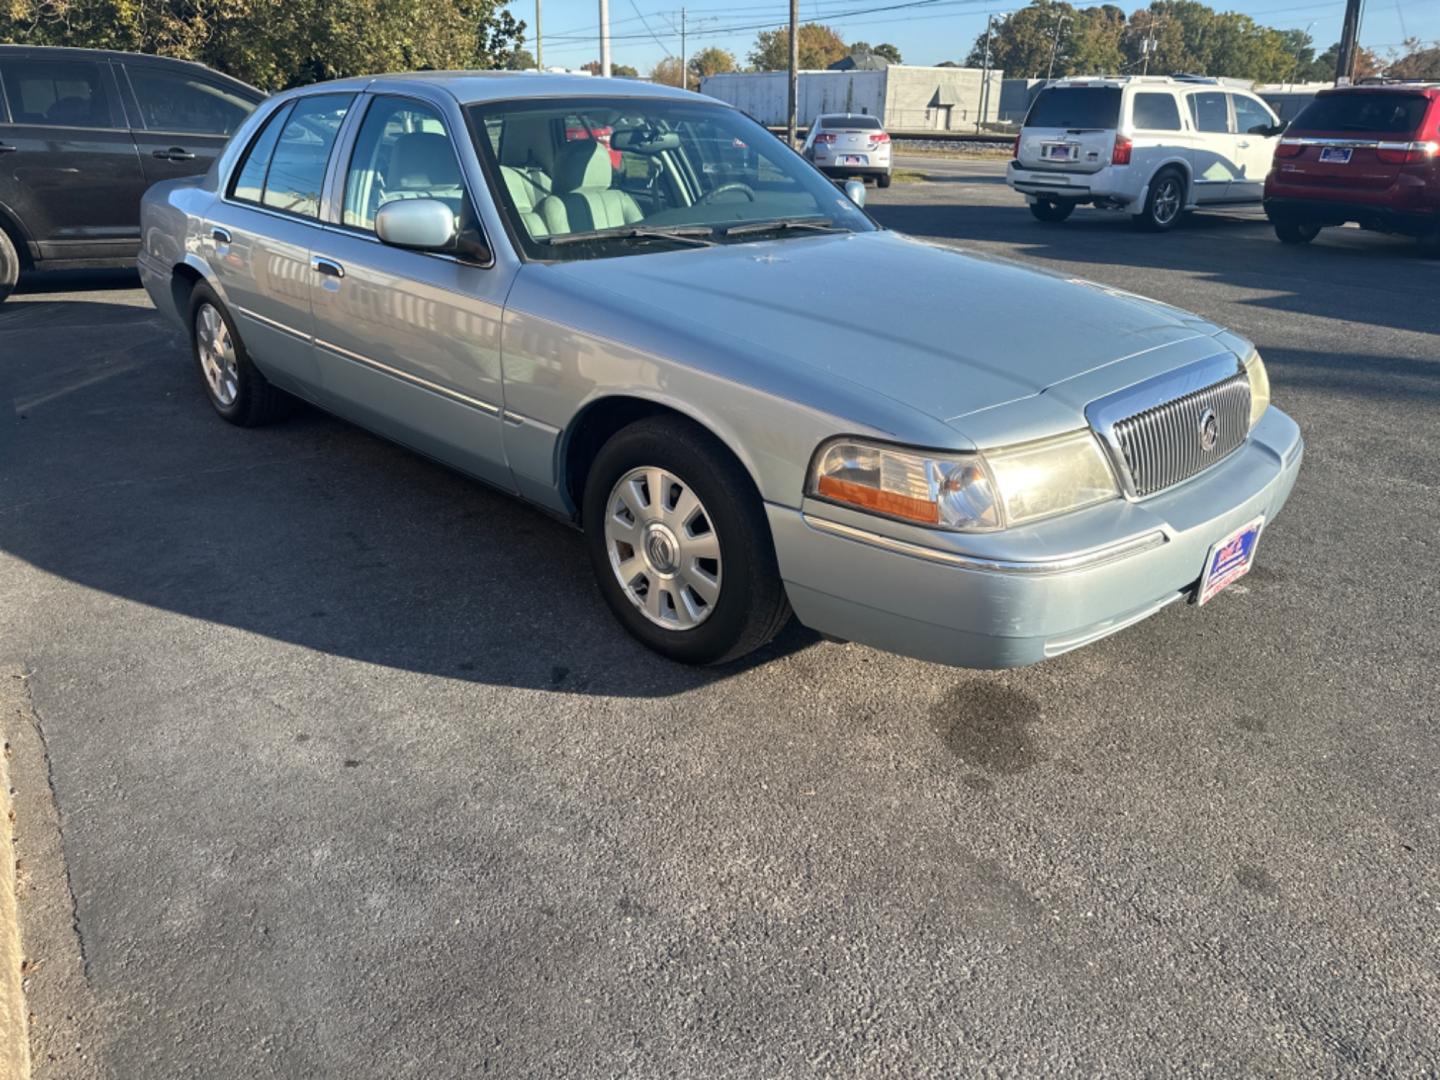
[1043,144,1073,161]
[842,155,863,165]
[1196,517,1264,605]
[1319,146,1353,164]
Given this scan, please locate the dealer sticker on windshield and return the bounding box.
[1197,516,1264,605]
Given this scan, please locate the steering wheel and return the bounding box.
[698,182,756,204]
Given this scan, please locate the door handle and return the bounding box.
[311,256,344,279]
[1236,140,1251,148]
[211,227,231,245]
[153,147,196,161]
[0,143,16,154]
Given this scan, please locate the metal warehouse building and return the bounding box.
[700,65,1003,132]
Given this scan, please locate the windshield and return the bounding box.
[1290,92,1430,135]
[1025,87,1122,130]
[467,97,875,260]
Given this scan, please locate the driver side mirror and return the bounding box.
[843,179,867,208]
[375,199,490,263]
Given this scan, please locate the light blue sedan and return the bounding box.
[138,73,1303,667]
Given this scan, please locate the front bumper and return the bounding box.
[767,407,1304,668]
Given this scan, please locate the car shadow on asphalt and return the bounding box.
[868,202,1438,338]
[0,297,821,699]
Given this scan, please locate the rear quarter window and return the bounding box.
[1132,93,1181,132]
[1290,92,1430,135]
[1025,87,1121,130]
[820,115,881,129]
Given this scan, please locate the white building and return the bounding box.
[700,65,1003,132]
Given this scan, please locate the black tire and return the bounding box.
[877,172,892,189]
[1133,168,1186,232]
[1274,220,1320,245]
[187,282,292,426]
[1029,199,1074,223]
[583,415,791,665]
[0,227,18,304]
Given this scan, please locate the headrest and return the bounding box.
[556,141,613,192]
[500,165,539,212]
[389,133,460,189]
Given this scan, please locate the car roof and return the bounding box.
[0,44,263,94]
[1316,82,1440,97]
[274,70,717,107]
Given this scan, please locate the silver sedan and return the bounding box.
[138,73,1302,667]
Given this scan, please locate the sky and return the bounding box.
[520,0,1440,75]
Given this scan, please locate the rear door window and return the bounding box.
[1290,92,1429,135]
[1232,94,1276,135]
[1025,88,1121,130]
[1132,93,1181,132]
[124,65,255,135]
[1188,92,1231,133]
[0,58,120,128]
[259,93,353,218]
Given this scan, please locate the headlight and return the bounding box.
[984,430,1120,526]
[1243,349,1270,428]
[808,431,1119,531]
[809,440,1000,530]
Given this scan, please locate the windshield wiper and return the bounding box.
[540,225,717,248]
[719,218,848,239]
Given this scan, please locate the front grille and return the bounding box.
[1112,373,1250,497]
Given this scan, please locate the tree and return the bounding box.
[650,57,684,87]
[688,46,736,88]
[749,23,847,71]
[872,42,903,64]
[1387,38,1440,80]
[0,0,526,89]
[613,63,639,77]
[504,48,536,71]
[1306,41,1382,81]
[966,1,1077,78]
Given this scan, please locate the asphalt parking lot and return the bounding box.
[2,158,1437,1077]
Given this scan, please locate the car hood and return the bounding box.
[542,229,1228,435]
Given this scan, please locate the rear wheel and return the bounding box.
[0,228,18,304]
[1134,169,1186,232]
[583,416,791,665]
[1029,199,1074,223]
[877,171,892,189]
[188,283,292,426]
[1274,220,1321,245]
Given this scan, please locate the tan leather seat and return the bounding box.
[538,142,643,235]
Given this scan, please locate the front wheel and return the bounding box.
[583,416,791,665]
[1274,220,1320,244]
[1133,169,1186,232]
[1029,199,1074,223]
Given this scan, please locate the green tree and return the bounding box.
[504,47,536,70]
[613,63,639,77]
[688,47,736,88]
[966,1,1076,78]
[650,57,684,87]
[847,40,903,63]
[749,22,847,71]
[1302,40,1382,81]
[0,0,526,89]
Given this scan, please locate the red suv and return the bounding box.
[1264,82,1440,254]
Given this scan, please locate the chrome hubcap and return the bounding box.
[1153,179,1181,224]
[196,303,239,406]
[604,466,722,631]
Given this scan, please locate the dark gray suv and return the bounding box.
[0,45,264,301]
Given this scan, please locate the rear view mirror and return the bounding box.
[843,179,867,208]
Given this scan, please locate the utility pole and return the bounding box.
[680,7,687,91]
[786,0,799,147]
[1335,0,1362,84]
[977,13,993,133]
[1140,14,1160,76]
[535,0,543,69]
[1046,13,1067,81]
[599,0,611,77]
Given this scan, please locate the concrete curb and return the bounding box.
[2,666,102,1079]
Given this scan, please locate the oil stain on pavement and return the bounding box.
[929,681,1042,774]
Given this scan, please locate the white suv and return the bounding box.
[1006,76,1284,231]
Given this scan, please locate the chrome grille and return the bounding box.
[1111,372,1250,497]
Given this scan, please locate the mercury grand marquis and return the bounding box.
[138,73,1304,667]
